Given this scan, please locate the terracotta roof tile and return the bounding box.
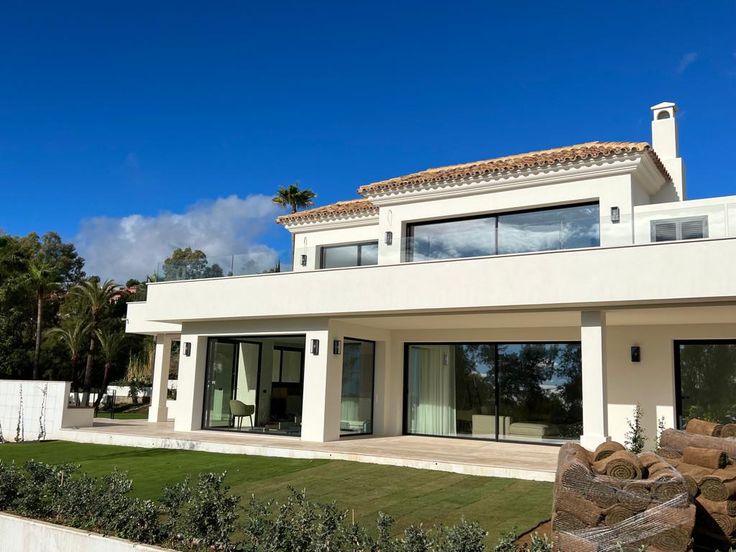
[358,141,669,196]
[277,141,669,226]
[277,198,377,225]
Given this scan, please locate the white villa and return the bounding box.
[126,101,736,451]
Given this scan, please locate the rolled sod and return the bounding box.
[685,418,723,437]
[552,510,587,532]
[593,450,644,480]
[721,424,736,439]
[700,471,736,502]
[618,481,651,512]
[650,474,689,504]
[559,460,594,495]
[660,429,736,460]
[586,480,619,508]
[696,495,736,518]
[682,446,729,469]
[644,504,696,552]
[555,488,603,526]
[591,441,625,462]
[603,503,638,526]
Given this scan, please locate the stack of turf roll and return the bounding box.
[553,442,696,552]
[658,418,736,550]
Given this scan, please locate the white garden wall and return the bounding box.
[0,513,171,552]
[0,380,92,441]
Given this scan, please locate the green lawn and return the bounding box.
[0,441,552,543]
[94,409,148,420]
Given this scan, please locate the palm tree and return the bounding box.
[93,328,126,410]
[47,318,89,402]
[71,279,118,406]
[272,182,316,262]
[26,260,60,380]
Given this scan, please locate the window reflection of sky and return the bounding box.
[409,204,599,261]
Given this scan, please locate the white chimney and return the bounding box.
[651,101,686,200]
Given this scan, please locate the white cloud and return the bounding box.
[676,52,698,74]
[75,194,283,282]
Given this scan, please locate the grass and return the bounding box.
[94,405,149,419]
[0,440,552,543]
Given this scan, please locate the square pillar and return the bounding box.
[580,311,610,449]
[148,334,173,423]
[301,329,342,442]
[174,335,208,432]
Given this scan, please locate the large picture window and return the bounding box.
[320,241,379,269]
[404,342,582,443]
[407,203,599,261]
[676,340,736,429]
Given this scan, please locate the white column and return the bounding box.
[580,311,610,449]
[300,329,342,442]
[174,335,208,432]
[148,335,173,422]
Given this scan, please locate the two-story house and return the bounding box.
[126,102,736,450]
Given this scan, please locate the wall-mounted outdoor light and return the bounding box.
[384,231,393,246]
[611,206,621,224]
[333,339,342,355]
[184,342,192,357]
[300,254,307,267]
[310,339,320,355]
[631,345,641,363]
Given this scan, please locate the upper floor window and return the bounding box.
[651,216,708,242]
[320,241,379,269]
[407,202,599,262]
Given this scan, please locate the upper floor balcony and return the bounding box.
[154,197,736,281]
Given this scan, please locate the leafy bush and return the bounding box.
[0,461,23,509]
[0,460,529,552]
[161,471,239,551]
[441,519,488,552]
[625,403,647,453]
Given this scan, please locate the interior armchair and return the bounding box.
[229,399,255,430]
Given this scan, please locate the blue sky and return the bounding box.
[1,1,735,279]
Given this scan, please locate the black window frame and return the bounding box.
[402,340,582,447]
[673,339,736,429]
[201,334,306,436]
[339,336,377,438]
[319,240,379,269]
[405,201,600,262]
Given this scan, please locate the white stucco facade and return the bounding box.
[127,102,736,452]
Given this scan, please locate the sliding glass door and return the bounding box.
[203,340,239,429]
[340,338,375,436]
[406,344,496,439]
[676,340,736,429]
[202,335,306,436]
[405,342,582,443]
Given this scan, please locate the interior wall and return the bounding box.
[236,342,259,427]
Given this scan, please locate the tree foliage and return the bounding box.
[162,247,224,280]
[0,232,85,378]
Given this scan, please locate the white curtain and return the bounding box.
[408,345,456,435]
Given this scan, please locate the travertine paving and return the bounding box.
[57,419,558,481]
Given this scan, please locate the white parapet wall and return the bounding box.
[0,513,172,552]
[0,380,93,441]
